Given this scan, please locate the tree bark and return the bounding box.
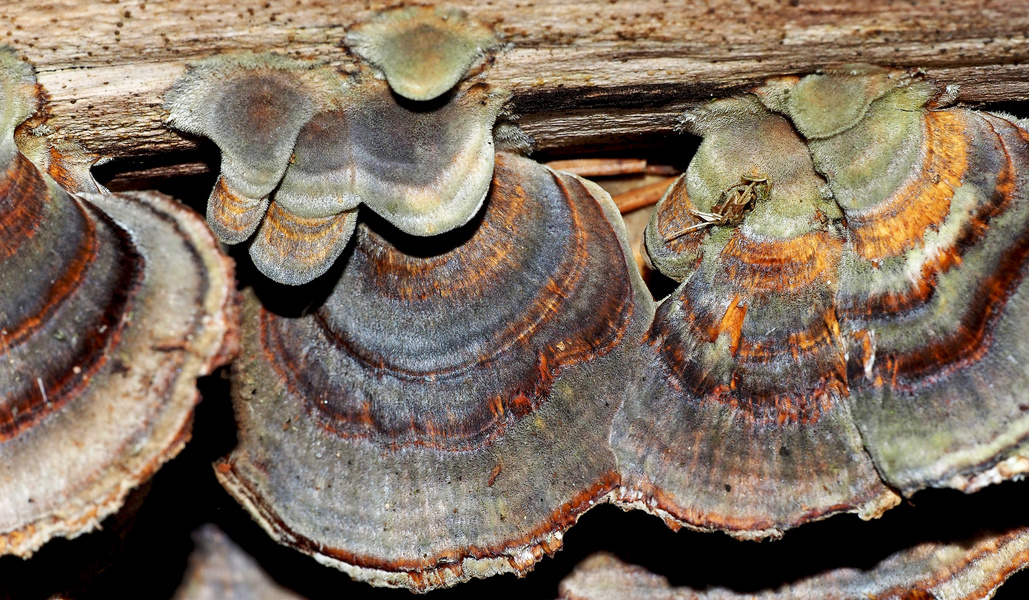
[3,0,1028,181]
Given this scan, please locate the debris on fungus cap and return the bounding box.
[619,95,898,540]
[345,4,499,102]
[761,67,1029,495]
[619,65,1029,540]
[557,527,1029,600]
[164,53,341,244]
[216,152,654,591]
[172,525,305,600]
[0,49,237,557]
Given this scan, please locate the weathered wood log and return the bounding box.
[2,0,1027,182]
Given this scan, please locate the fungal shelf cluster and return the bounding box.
[1,5,1029,598]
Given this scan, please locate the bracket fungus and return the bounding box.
[216,152,654,590]
[164,53,340,244]
[558,527,1029,600]
[616,93,898,538]
[165,7,505,286]
[615,65,1029,539]
[0,49,237,557]
[345,5,499,102]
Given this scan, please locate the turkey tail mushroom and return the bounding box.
[0,47,237,557]
[271,74,506,241]
[216,152,654,591]
[758,67,1029,495]
[344,4,500,102]
[618,95,897,539]
[616,65,1029,539]
[164,53,342,245]
[165,6,505,286]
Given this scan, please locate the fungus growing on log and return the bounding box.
[272,74,506,243]
[760,66,1029,495]
[216,152,654,590]
[0,49,237,557]
[164,53,340,244]
[614,65,1029,539]
[165,6,505,285]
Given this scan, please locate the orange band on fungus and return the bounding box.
[849,111,968,261]
[720,229,843,294]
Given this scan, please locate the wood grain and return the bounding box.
[2,0,1027,181]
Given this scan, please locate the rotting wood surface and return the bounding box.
[2,0,1028,177]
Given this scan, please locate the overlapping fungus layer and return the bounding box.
[616,93,895,538]
[840,112,1026,389]
[617,66,1029,538]
[259,153,638,449]
[164,42,1029,591]
[165,6,504,285]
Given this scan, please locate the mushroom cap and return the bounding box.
[239,75,506,284]
[558,527,1029,600]
[0,184,237,557]
[623,95,896,538]
[272,109,363,219]
[164,53,341,243]
[248,202,359,287]
[345,5,499,102]
[646,96,842,281]
[0,49,237,557]
[217,152,654,590]
[336,77,505,236]
[622,66,1029,539]
[758,64,923,140]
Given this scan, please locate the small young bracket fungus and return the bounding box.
[164,53,341,244]
[345,4,499,102]
[276,74,507,240]
[558,527,1029,600]
[216,152,654,591]
[165,40,505,285]
[619,65,1029,539]
[0,48,237,558]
